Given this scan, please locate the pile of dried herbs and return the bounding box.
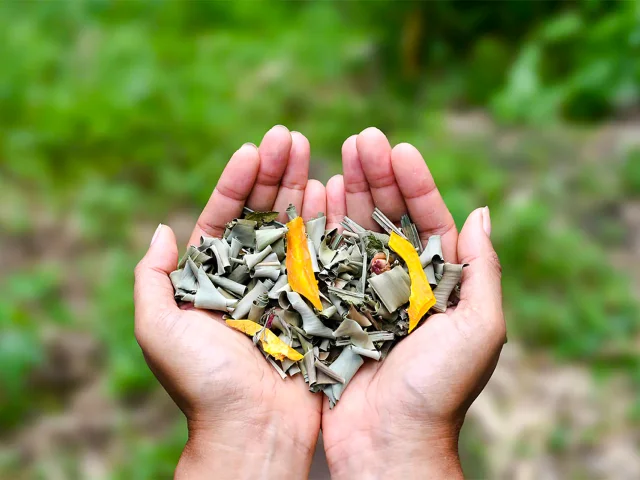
[170,205,465,407]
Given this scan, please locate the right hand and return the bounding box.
[133,126,325,479]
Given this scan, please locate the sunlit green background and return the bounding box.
[1,2,639,478]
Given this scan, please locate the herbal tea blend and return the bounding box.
[170,206,465,407]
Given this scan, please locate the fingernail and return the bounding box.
[151,224,163,246]
[481,206,491,238]
[242,142,257,149]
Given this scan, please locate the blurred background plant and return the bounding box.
[1,1,639,478]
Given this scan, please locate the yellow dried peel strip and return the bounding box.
[285,216,323,310]
[226,319,303,362]
[388,232,436,332]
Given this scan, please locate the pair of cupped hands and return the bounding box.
[134,126,506,479]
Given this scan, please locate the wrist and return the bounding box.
[325,424,463,480]
[176,416,318,480]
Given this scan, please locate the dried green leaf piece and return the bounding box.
[419,235,443,268]
[326,348,364,407]
[334,318,375,350]
[432,263,466,313]
[305,214,326,251]
[244,210,279,226]
[194,266,236,312]
[286,291,334,339]
[368,266,411,313]
[256,227,288,251]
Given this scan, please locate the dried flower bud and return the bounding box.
[371,252,390,274]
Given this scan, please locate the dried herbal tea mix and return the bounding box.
[170,206,465,407]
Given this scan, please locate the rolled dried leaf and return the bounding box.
[314,360,345,384]
[194,267,236,311]
[268,274,289,299]
[256,227,288,251]
[248,292,269,322]
[271,238,286,261]
[288,364,301,376]
[372,208,406,238]
[229,237,242,260]
[286,291,334,338]
[305,214,326,251]
[285,216,322,310]
[349,345,381,360]
[228,219,257,247]
[318,231,338,267]
[389,232,436,333]
[419,235,443,268]
[210,238,231,274]
[368,266,410,313]
[368,331,395,342]
[225,320,303,361]
[244,245,274,270]
[314,370,340,385]
[424,263,437,287]
[307,239,320,273]
[207,274,246,297]
[334,318,375,350]
[252,266,281,281]
[231,281,269,320]
[328,348,364,404]
[432,263,465,313]
[228,264,250,284]
[304,350,317,386]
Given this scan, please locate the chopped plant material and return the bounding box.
[170,206,466,407]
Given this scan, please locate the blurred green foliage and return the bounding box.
[1,1,639,478]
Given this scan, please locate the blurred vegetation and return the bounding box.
[1,1,639,478]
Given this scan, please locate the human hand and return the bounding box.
[134,126,326,479]
[321,128,506,479]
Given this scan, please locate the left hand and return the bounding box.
[321,128,506,479]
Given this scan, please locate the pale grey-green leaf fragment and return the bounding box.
[228,264,250,284]
[244,245,273,269]
[229,237,242,260]
[228,219,257,247]
[286,291,334,338]
[256,227,287,251]
[305,214,326,251]
[194,267,236,311]
[207,274,246,297]
[420,235,443,268]
[328,348,364,403]
[334,318,375,350]
[304,350,317,386]
[315,360,345,384]
[349,345,381,360]
[432,263,465,313]
[231,281,269,319]
[368,266,410,313]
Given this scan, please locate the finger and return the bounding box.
[189,144,260,245]
[356,127,407,222]
[342,135,378,231]
[134,224,180,325]
[246,125,293,212]
[326,174,347,231]
[391,142,458,262]
[273,131,310,222]
[300,179,326,221]
[456,207,504,334]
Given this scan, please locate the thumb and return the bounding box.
[134,224,180,322]
[456,208,504,336]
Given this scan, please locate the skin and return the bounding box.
[134,126,325,479]
[134,126,505,478]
